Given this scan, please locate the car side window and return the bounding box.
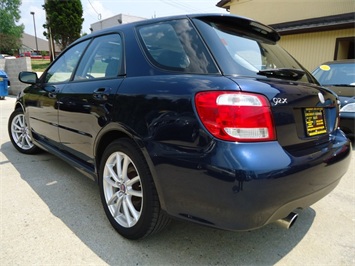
[138,19,218,74]
[44,40,90,83]
[74,34,123,80]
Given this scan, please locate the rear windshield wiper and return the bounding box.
[257,68,305,81]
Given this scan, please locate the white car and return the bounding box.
[0,54,16,59]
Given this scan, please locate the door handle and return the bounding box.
[93,87,111,101]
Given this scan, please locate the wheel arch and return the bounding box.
[94,125,167,211]
[8,103,40,154]
[14,101,31,135]
[14,101,25,112]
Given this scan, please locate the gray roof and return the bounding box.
[21,33,51,51]
[270,13,355,35]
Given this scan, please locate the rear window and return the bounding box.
[193,19,312,83]
[138,19,218,74]
[214,23,306,78]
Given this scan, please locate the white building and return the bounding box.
[90,14,146,32]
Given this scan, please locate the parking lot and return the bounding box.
[1,95,354,265]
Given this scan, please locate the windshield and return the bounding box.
[195,19,312,83]
[312,63,355,86]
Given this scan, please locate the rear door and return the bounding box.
[57,33,124,163]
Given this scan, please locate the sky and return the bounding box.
[19,0,227,40]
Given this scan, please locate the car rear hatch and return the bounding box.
[230,77,339,154]
[191,15,340,152]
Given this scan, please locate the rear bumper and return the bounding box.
[151,129,351,230]
[265,177,340,226]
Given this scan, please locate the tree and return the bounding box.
[0,0,24,54]
[43,0,84,50]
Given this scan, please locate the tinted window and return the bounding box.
[214,24,304,75]
[74,34,123,80]
[44,40,90,83]
[138,19,218,74]
[195,19,311,82]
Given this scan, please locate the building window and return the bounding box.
[334,37,355,60]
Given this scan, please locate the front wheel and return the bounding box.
[8,108,40,154]
[99,139,170,239]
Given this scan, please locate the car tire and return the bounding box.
[99,139,170,239]
[8,108,40,154]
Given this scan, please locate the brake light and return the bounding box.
[195,91,276,142]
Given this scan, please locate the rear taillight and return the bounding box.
[195,91,276,142]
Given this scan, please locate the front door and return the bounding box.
[57,34,124,164]
[26,40,90,146]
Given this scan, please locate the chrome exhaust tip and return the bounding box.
[275,212,298,229]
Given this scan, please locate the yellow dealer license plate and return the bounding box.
[304,108,327,136]
[0,77,3,81]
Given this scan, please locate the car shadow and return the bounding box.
[1,141,315,265]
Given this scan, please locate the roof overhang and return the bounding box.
[270,12,355,35]
[216,0,231,9]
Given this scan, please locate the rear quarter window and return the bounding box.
[138,19,218,74]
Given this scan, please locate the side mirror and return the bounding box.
[18,71,38,84]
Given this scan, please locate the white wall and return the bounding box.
[0,57,32,95]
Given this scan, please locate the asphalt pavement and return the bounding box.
[1,95,354,265]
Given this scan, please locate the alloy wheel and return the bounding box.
[10,113,35,151]
[103,151,143,228]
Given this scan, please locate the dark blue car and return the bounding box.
[8,14,351,239]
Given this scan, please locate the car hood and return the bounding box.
[338,95,355,106]
[321,85,355,98]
